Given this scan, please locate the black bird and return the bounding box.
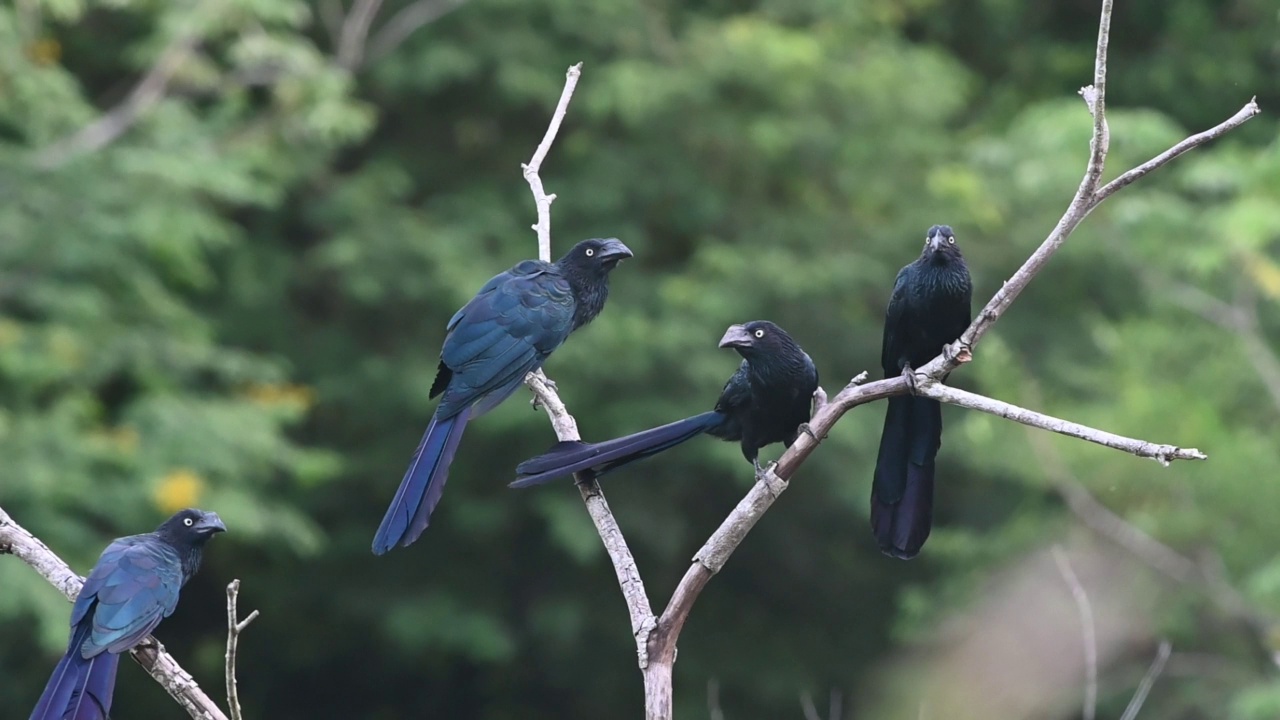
[30,508,226,720]
[373,238,633,554]
[872,224,972,559]
[510,320,819,487]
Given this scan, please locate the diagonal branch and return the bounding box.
[0,505,230,720]
[336,0,385,69]
[34,3,216,170]
[365,0,471,66]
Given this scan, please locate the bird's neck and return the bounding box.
[155,533,205,583]
[559,266,610,331]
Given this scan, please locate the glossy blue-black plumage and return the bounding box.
[510,321,818,487]
[872,225,972,559]
[373,238,632,554]
[30,509,225,720]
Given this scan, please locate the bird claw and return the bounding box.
[798,422,821,442]
[754,459,786,497]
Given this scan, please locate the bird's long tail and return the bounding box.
[30,625,120,720]
[871,395,942,559]
[372,406,474,555]
[511,411,726,488]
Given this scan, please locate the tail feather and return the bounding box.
[871,396,941,559]
[372,406,474,555]
[31,625,119,720]
[511,411,725,488]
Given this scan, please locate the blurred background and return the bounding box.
[1,0,1278,717]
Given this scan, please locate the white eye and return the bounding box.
[753,329,765,338]
[948,237,956,244]
[183,517,194,527]
[585,248,595,257]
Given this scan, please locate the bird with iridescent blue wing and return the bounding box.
[30,508,226,720]
[373,238,633,554]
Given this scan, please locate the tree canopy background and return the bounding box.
[1,0,1278,717]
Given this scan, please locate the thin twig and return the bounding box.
[34,3,215,169]
[1052,546,1098,720]
[800,692,822,720]
[522,63,583,262]
[225,580,259,720]
[0,505,230,720]
[336,0,385,69]
[707,679,725,720]
[919,381,1206,465]
[1120,641,1173,720]
[365,0,470,65]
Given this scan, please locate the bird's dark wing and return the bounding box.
[72,536,183,657]
[436,260,575,418]
[881,266,911,375]
[708,362,751,441]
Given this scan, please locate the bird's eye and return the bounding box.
[753,329,765,338]
[948,237,956,244]
[183,518,194,527]
[585,248,595,257]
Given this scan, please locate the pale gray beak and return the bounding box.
[718,324,753,349]
[598,238,634,261]
[195,512,227,535]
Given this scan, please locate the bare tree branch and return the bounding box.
[522,63,583,262]
[1053,545,1098,720]
[919,381,1205,465]
[510,0,1258,711]
[365,0,471,65]
[34,6,214,169]
[1120,641,1172,720]
[516,65,658,671]
[0,505,230,720]
[225,580,259,720]
[336,0,385,69]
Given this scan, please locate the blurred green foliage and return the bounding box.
[0,0,1277,717]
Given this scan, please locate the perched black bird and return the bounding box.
[30,508,226,720]
[872,224,972,559]
[373,238,633,554]
[510,320,819,487]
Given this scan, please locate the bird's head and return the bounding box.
[157,508,227,547]
[718,320,800,359]
[557,238,633,277]
[921,224,963,263]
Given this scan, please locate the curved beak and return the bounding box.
[928,233,947,252]
[718,324,753,349]
[195,512,227,535]
[598,238,634,262]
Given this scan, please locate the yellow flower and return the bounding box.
[27,39,61,66]
[154,469,205,513]
[243,382,317,410]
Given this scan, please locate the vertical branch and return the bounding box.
[225,580,260,720]
[522,62,583,262]
[517,66,658,673]
[1053,546,1098,720]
